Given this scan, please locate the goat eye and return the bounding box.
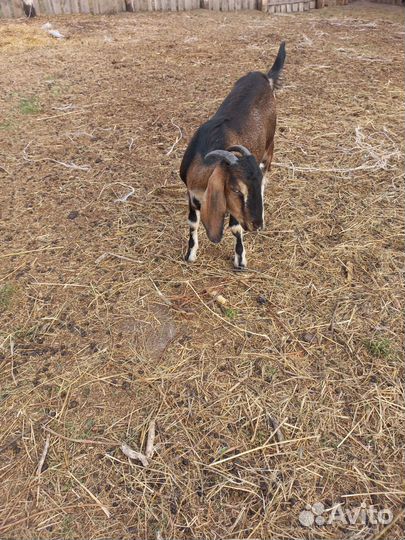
[232,188,241,194]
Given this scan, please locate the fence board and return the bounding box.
[0,0,12,16]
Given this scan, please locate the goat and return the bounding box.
[179,42,286,269]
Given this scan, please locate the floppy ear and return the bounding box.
[201,165,227,244]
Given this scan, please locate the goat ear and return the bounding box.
[201,166,227,244]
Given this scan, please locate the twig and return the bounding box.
[145,420,156,459]
[0,164,11,175]
[95,252,143,264]
[42,425,114,446]
[121,443,149,467]
[49,159,90,171]
[69,472,111,518]
[210,435,318,466]
[37,434,50,476]
[267,415,284,443]
[166,119,183,156]
[0,246,63,259]
[114,187,135,203]
[22,141,32,161]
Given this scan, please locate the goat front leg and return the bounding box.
[230,215,247,269]
[185,195,200,263]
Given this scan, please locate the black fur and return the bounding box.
[180,43,286,184]
[180,72,269,183]
[23,1,36,17]
[268,41,286,88]
[228,156,263,228]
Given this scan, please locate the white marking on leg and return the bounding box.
[188,230,198,262]
[261,176,267,228]
[187,210,200,262]
[234,250,247,269]
[231,225,247,269]
[230,224,243,235]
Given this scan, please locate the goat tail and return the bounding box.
[268,41,286,90]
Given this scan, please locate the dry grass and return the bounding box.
[0,2,404,538]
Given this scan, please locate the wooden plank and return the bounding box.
[0,0,13,17]
[11,0,24,16]
[72,0,81,12]
[79,0,90,12]
[43,0,53,14]
[52,0,62,13]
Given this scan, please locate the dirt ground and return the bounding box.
[0,1,404,538]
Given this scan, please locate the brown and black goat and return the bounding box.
[180,42,286,269]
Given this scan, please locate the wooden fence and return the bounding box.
[263,0,315,12]
[3,0,399,18]
[202,0,258,9]
[370,0,402,4]
[0,0,126,16]
[0,0,256,14]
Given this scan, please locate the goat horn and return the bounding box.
[226,145,251,157]
[204,150,238,166]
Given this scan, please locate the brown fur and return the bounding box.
[200,166,227,243]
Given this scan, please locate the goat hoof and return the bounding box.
[234,255,247,270]
[185,253,196,263]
